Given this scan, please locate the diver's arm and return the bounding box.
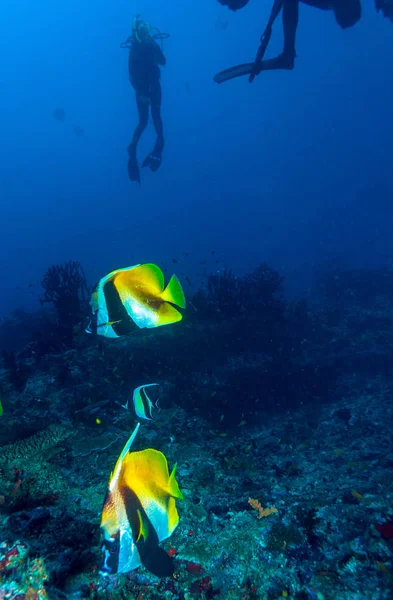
[154,43,166,66]
[128,52,135,85]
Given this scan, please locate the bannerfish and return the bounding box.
[91,264,186,338]
[122,384,159,419]
[100,423,183,578]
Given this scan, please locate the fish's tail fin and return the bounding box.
[161,274,186,309]
[155,303,183,327]
[168,464,184,500]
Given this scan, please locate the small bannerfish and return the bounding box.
[123,384,159,419]
[91,264,186,339]
[97,320,122,329]
[100,423,183,577]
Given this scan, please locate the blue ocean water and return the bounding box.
[1,0,392,315]
[1,1,393,599]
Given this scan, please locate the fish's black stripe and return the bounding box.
[120,486,159,552]
[141,387,153,419]
[119,485,175,578]
[103,280,135,336]
[119,485,142,541]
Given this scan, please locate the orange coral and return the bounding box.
[248,497,278,519]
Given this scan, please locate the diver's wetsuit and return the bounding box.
[127,39,166,183]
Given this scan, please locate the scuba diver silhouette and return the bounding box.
[215,0,393,83]
[121,16,169,184]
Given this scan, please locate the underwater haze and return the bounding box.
[2,1,393,599]
[1,0,393,315]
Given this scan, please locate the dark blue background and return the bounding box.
[1,0,392,315]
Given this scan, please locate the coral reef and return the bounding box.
[0,262,393,598]
[0,540,48,599]
[41,260,89,346]
[195,262,284,319]
[1,350,31,392]
[0,424,72,467]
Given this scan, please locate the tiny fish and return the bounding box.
[334,449,347,457]
[215,18,228,31]
[351,489,364,500]
[376,561,392,578]
[53,108,65,122]
[97,320,122,329]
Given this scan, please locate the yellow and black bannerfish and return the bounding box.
[91,264,186,338]
[100,423,183,577]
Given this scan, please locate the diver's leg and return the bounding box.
[129,94,149,150]
[332,0,361,28]
[257,0,299,72]
[128,94,149,184]
[256,0,335,73]
[282,0,299,62]
[142,84,164,172]
[301,0,331,7]
[150,100,164,157]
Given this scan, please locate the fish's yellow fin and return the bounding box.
[115,264,165,296]
[121,449,169,493]
[167,496,180,535]
[161,274,186,309]
[155,303,183,327]
[163,464,183,536]
[119,449,183,543]
[120,449,183,502]
[168,464,184,500]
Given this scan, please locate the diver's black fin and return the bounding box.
[213,63,255,84]
[141,546,175,578]
[142,153,162,172]
[128,155,141,184]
